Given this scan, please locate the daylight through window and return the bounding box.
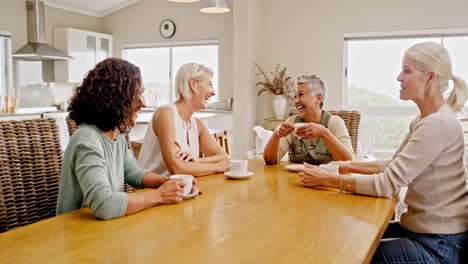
[123,41,219,106]
[344,30,468,152]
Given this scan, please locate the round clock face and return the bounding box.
[159,19,176,38]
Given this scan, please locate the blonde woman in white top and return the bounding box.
[138,63,230,177]
[298,42,468,263]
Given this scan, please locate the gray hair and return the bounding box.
[175,63,214,100]
[405,42,468,112]
[296,73,327,106]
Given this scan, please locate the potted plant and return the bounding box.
[255,63,295,119]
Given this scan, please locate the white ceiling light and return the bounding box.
[168,0,200,3]
[200,0,230,13]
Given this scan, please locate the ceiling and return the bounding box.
[45,0,140,17]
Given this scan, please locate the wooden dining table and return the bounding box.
[0,159,395,264]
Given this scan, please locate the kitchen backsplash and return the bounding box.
[16,60,75,108]
[18,82,75,108]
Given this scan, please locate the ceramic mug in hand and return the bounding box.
[293,123,307,137]
[170,174,193,196]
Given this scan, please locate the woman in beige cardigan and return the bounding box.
[298,42,468,263]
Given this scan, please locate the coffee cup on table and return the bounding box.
[293,123,307,137]
[230,159,248,176]
[170,174,193,196]
[319,164,339,175]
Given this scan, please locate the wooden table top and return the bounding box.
[0,160,395,264]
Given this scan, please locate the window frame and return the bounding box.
[343,28,468,152]
[122,40,220,102]
[0,30,13,102]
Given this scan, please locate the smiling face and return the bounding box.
[191,74,215,110]
[397,56,429,102]
[294,83,322,118]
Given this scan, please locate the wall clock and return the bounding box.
[159,19,176,38]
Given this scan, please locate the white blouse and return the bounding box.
[137,103,199,176]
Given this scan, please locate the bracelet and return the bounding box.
[339,174,344,192]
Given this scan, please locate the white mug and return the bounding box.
[293,123,307,136]
[170,174,193,196]
[319,164,339,175]
[230,159,248,175]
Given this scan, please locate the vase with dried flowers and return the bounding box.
[255,63,295,119]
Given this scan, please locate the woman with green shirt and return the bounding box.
[57,58,192,220]
[263,73,353,164]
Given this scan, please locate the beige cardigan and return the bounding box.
[356,104,468,234]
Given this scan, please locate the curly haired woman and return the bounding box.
[57,58,194,220]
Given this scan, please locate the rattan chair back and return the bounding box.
[329,110,361,154]
[0,118,62,233]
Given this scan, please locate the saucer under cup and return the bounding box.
[170,174,193,196]
[224,171,253,179]
[285,164,305,172]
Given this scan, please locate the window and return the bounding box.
[0,37,5,97]
[123,41,219,106]
[344,29,468,153]
[0,32,13,111]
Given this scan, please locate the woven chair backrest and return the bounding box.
[328,110,361,154]
[0,118,62,233]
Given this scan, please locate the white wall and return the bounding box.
[231,0,262,158]
[100,0,233,101]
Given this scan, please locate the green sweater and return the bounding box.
[56,123,146,220]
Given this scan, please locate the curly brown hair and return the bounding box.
[68,58,144,132]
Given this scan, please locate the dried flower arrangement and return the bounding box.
[255,63,295,100]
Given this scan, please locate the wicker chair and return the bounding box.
[65,115,133,193]
[329,110,361,154]
[0,118,62,233]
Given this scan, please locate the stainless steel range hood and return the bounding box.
[13,0,72,61]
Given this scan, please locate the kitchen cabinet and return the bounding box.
[53,28,112,83]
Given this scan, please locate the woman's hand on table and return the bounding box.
[155,178,185,204]
[215,157,230,173]
[329,161,351,174]
[295,123,326,140]
[297,163,339,189]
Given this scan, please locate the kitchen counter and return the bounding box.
[131,110,233,141]
[0,107,66,117]
[136,111,231,124]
